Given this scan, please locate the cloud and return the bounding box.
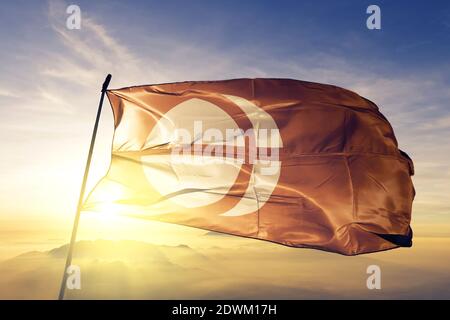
[420,115,450,130]
[45,0,145,89]
[0,88,19,98]
[2,239,450,299]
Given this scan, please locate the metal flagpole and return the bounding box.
[58,74,112,300]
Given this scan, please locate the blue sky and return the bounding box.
[114,0,450,70]
[2,1,450,75]
[0,0,449,229]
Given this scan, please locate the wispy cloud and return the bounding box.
[45,0,144,88]
[0,88,19,98]
[420,115,450,130]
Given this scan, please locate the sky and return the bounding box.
[0,0,450,261]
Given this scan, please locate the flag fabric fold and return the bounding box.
[83,78,415,255]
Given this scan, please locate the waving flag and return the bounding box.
[83,78,414,255]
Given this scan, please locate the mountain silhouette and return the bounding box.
[1,238,450,299]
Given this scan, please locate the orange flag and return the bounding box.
[83,78,414,255]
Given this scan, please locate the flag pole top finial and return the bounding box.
[102,74,112,92]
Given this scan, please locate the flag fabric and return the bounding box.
[83,78,414,255]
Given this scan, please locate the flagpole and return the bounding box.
[58,74,112,300]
